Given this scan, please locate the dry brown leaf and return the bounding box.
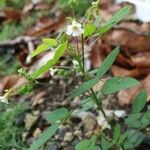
[118,75,150,105]
[32,91,48,106]
[4,8,22,21]
[0,75,27,94]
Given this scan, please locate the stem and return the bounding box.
[81,34,85,74]
[76,37,80,54]
[80,34,107,120]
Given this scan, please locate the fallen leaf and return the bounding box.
[118,75,150,105]
[0,75,27,94]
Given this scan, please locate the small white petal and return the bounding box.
[72,31,80,37]
[66,30,73,35]
[67,25,72,30]
[76,22,82,28]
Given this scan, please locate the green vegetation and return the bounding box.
[0,50,20,77]
[0,103,28,150]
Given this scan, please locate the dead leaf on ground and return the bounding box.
[0,75,27,94]
[32,91,48,106]
[118,75,150,105]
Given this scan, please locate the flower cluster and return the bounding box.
[66,20,84,37]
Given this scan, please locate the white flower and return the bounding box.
[0,96,9,104]
[66,20,84,37]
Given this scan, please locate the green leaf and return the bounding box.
[75,139,91,150]
[118,130,130,146]
[123,130,145,149]
[70,78,99,98]
[132,90,147,113]
[102,77,140,95]
[31,43,51,57]
[31,41,67,79]
[53,41,67,63]
[42,38,58,46]
[125,113,142,128]
[96,47,120,78]
[29,122,60,150]
[140,114,150,127]
[113,124,121,142]
[101,135,111,150]
[84,23,96,37]
[145,110,150,120]
[31,59,54,79]
[45,108,68,123]
[98,6,131,36]
[75,135,97,150]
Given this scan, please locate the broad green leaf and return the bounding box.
[118,130,129,146]
[102,77,140,95]
[31,59,54,79]
[70,78,99,98]
[75,135,97,150]
[53,41,67,63]
[125,113,142,128]
[98,6,131,36]
[132,90,147,113]
[101,135,111,150]
[126,120,142,129]
[75,139,91,150]
[42,38,58,46]
[113,124,121,142]
[31,43,51,57]
[140,114,150,127]
[80,98,94,109]
[29,122,60,150]
[74,98,95,114]
[145,110,150,120]
[31,41,67,79]
[84,23,96,37]
[123,130,145,149]
[45,108,68,123]
[96,47,120,78]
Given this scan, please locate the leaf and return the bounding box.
[31,43,51,57]
[75,139,91,150]
[102,77,140,95]
[132,90,147,113]
[31,41,67,79]
[29,122,60,150]
[45,108,68,123]
[75,135,97,150]
[42,38,58,46]
[98,6,131,36]
[84,23,96,37]
[113,124,121,142]
[140,114,150,127]
[96,47,120,78]
[118,130,129,146]
[53,41,67,63]
[31,38,58,57]
[101,135,111,150]
[70,78,99,98]
[123,130,145,149]
[125,113,142,128]
[145,110,150,120]
[31,59,54,79]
